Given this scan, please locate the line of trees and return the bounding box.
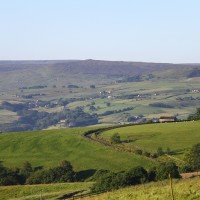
[0,160,76,186]
[0,160,180,188]
[0,103,98,132]
[92,162,180,192]
[188,107,200,121]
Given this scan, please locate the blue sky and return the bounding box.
[0,0,200,63]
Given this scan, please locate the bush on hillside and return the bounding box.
[110,133,121,144]
[0,163,24,185]
[91,172,125,192]
[156,162,180,180]
[123,166,148,185]
[188,107,200,121]
[0,160,76,186]
[184,143,200,171]
[27,160,76,184]
[157,147,164,156]
[88,169,110,181]
[91,166,148,192]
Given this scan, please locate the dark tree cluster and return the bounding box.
[188,107,200,121]
[0,160,76,186]
[187,68,200,78]
[92,162,180,192]
[0,105,98,132]
[0,101,28,112]
[117,75,142,83]
[149,102,174,108]
[184,143,200,171]
[19,85,47,90]
[99,107,134,116]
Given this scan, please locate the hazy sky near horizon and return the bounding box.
[0,0,200,63]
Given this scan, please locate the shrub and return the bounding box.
[110,133,121,144]
[184,143,200,170]
[166,147,172,155]
[0,163,24,185]
[92,167,148,192]
[143,151,150,157]
[148,167,157,181]
[123,166,148,185]
[156,162,180,180]
[179,165,193,173]
[91,172,119,192]
[88,169,110,181]
[157,147,164,156]
[150,153,158,158]
[27,160,76,184]
[135,149,143,155]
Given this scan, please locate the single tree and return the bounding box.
[156,162,180,180]
[110,133,121,144]
[157,147,164,156]
[184,143,200,171]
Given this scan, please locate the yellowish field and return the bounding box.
[0,182,93,200]
[81,177,200,200]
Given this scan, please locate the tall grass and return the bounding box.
[0,182,93,200]
[81,177,200,200]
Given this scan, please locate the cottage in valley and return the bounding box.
[159,116,177,123]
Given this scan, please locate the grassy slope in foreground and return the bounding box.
[0,182,92,200]
[0,127,153,171]
[102,121,200,156]
[81,177,200,200]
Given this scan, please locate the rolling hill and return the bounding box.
[0,121,200,171]
[1,59,200,132]
[0,60,200,91]
[0,127,153,171]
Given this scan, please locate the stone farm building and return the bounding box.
[159,116,177,123]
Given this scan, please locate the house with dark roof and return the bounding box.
[159,116,177,123]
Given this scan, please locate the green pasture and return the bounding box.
[101,121,200,156]
[0,110,19,124]
[0,127,153,171]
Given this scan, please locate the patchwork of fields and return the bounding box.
[0,61,200,199]
[1,61,200,128]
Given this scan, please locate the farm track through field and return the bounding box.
[83,125,157,163]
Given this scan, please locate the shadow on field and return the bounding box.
[57,190,85,200]
[171,148,188,155]
[76,169,96,181]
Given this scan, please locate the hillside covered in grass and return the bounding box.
[101,121,200,158]
[0,127,153,171]
[1,121,200,171]
[0,182,93,200]
[81,177,200,200]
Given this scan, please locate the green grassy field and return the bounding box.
[0,127,153,171]
[101,121,200,157]
[1,121,200,171]
[0,182,93,200]
[0,110,19,124]
[81,177,200,200]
